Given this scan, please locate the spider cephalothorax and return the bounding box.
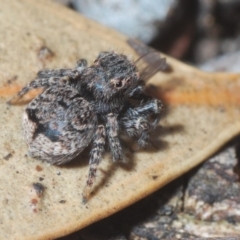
[12,51,166,201]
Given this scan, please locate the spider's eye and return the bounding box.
[116,81,122,88]
[111,78,124,88]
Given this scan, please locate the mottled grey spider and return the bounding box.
[12,51,166,201]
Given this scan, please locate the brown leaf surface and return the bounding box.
[0,0,240,239]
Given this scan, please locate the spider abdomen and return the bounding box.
[23,86,97,165]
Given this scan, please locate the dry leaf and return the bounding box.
[0,0,240,239]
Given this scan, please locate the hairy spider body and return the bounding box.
[14,52,164,201]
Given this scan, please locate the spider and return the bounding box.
[12,51,166,201]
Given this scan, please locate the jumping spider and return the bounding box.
[12,51,166,201]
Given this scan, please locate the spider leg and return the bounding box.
[37,59,88,78]
[120,99,163,147]
[11,76,71,102]
[83,124,106,202]
[106,113,124,161]
[37,69,79,78]
[128,81,145,99]
[10,58,88,103]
